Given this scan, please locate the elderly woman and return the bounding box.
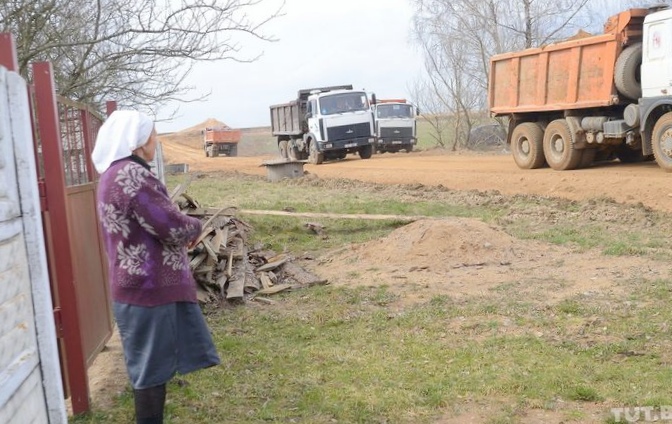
[92,110,220,424]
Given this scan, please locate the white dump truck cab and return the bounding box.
[372,99,418,153]
[642,7,672,99]
[638,5,672,169]
[270,85,376,165]
[302,88,376,164]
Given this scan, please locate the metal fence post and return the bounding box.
[32,61,91,415]
[0,33,18,71]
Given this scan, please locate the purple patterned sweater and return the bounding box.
[96,156,202,306]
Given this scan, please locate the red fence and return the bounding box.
[0,34,113,415]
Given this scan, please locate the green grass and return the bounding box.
[71,173,672,423]
[72,282,672,423]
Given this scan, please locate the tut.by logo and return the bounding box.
[611,406,672,422]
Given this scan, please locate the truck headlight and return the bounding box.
[368,138,375,143]
[325,143,333,148]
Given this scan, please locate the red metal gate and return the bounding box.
[0,34,113,415]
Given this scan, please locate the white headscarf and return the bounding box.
[92,110,155,173]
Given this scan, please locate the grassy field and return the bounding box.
[71,173,672,424]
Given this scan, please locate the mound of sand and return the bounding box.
[334,218,523,268]
[178,118,229,134]
[159,118,230,151]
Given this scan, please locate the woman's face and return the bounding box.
[137,128,157,162]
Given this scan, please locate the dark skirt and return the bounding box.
[113,301,221,389]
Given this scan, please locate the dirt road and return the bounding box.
[161,139,672,213]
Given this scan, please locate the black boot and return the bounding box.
[134,384,166,424]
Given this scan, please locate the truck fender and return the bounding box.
[640,99,672,156]
[506,119,519,145]
[565,116,587,149]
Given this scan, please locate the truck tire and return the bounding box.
[308,141,324,165]
[543,119,582,170]
[652,112,672,172]
[278,139,288,159]
[614,43,642,100]
[359,145,373,159]
[405,144,414,153]
[511,122,545,169]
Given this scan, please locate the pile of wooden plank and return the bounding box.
[170,181,327,305]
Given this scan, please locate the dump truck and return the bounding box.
[269,85,376,164]
[371,99,418,153]
[202,126,242,157]
[488,5,672,171]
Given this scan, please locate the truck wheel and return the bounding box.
[511,122,545,169]
[308,141,324,165]
[543,119,582,170]
[278,139,288,159]
[359,145,373,159]
[652,112,672,171]
[615,43,642,100]
[405,144,414,153]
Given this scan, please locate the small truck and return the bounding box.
[202,126,242,157]
[269,85,376,164]
[371,99,418,153]
[489,4,672,171]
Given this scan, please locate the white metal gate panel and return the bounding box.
[0,66,66,423]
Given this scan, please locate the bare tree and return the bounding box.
[410,0,595,149]
[0,0,283,116]
[410,78,452,149]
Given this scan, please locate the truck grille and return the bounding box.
[380,127,412,139]
[326,122,371,141]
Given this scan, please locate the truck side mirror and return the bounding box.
[416,107,420,116]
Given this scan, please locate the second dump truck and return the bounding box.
[269,85,376,164]
[489,5,672,171]
[203,126,242,157]
[371,99,418,153]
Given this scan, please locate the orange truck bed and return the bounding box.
[204,127,242,143]
[488,9,648,116]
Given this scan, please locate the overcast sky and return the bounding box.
[155,0,425,133]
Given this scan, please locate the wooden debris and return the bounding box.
[257,283,292,295]
[179,193,328,306]
[169,174,194,202]
[250,296,276,305]
[255,255,289,272]
[259,272,274,289]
